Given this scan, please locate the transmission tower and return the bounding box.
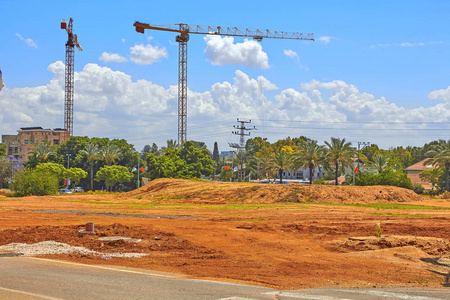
[61,18,82,138]
[134,22,314,144]
[229,119,256,152]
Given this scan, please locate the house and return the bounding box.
[2,127,68,163]
[276,166,324,182]
[404,158,436,189]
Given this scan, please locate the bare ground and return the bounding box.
[0,178,449,290]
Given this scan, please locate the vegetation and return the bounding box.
[95,165,133,192]
[325,137,353,185]
[11,169,59,196]
[424,140,450,191]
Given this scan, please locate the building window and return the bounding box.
[296,172,303,179]
[53,140,59,145]
[14,147,18,153]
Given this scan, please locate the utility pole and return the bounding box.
[229,119,256,181]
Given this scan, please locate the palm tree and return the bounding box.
[101,144,121,166]
[424,140,450,191]
[296,140,326,185]
[325,137,353,185]
[253,155,274,180]
[29,142,56,163]
[370,153,389,173]
[80,143,100,191]
[269,149,296,183]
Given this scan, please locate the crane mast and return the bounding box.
[61,18,82,139]
[134,22,314,144]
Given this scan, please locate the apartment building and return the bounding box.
[2,127,67,163]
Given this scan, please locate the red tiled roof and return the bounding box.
[404,158,436,171]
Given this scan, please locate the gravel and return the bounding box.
[0,241,148,259]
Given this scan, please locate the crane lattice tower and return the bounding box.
[61,18,82,138]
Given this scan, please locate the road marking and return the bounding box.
[264,291,352,299]
[24,257,173,278]
[0,286,64,300]
[339,289,445,300]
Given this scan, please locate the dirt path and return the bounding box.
[0,179,449,289]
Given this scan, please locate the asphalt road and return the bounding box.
[0,256,448,300]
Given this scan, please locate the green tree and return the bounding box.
[12,169,59,196]
[296,139,326,185]
[80,143,101,191]
[269,148,296,183]
[95,165,133,192]
[419,167,443,191]
[253,155,274,180]
[212,142,219,162]
[370,153,390,173]
[355,169,413,189]
[65,167,87,187]
[424,140,450,191]
[325,137,353,185]
[101,143,121,166]
[29,142,56,163]
[35,162,67,184]
[0,143,6,157]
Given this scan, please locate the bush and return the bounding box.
[313,178,326,185]
[412,183,425,194]
[11,169,59,197]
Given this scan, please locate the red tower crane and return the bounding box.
[61,18,82,138]
[133,22,314,144]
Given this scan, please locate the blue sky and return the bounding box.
[1,0,450,152]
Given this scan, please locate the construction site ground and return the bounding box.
[1,178,449,290]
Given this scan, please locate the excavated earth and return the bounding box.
[0,178,449,290]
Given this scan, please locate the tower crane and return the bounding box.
[133,22,314,144]
[61,18,82,138]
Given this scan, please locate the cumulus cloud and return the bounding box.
[99,52,128,63]
[129,43,168,65]
[15,33,37,48]
[204,35,269,68]
[2,61,450,151]
[428,86,450,102]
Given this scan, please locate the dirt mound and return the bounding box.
[336,235,450,256]
[126,178,422,204]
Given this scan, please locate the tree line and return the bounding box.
[1,135,450,196]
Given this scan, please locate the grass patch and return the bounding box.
[371,213,436,219]
[303,202,449,210]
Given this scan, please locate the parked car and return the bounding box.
[71,187,84,193]
[59,188,72,194]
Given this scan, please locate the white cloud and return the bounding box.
[428,86,450,102]
[15,33,37,48]
[284,49,298,58]
[317,36,332,44]
[372,41,430,48]
[204,35,269,68]
[2,61,450,151]
[129,43,168,65]
[99,52,128,63]
[121,38,126,43]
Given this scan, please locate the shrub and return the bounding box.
[412,183,425,194]
[11,169,59,197]
[441,191,450,199]
[313,178,326,185]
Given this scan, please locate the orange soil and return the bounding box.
[0,178,449,290]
